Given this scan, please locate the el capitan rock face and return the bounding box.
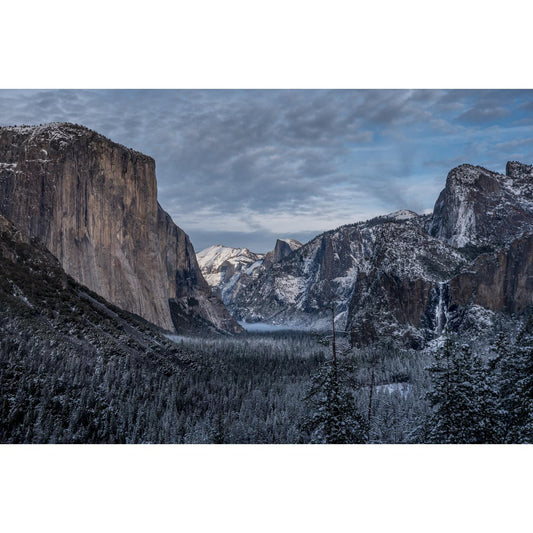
[0,123,242,334]
[0,213,184,360]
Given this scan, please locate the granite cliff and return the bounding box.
[198,164,533,346]
[447,233,533,318]
[429,162,533,248]
[0,213,183,358]
[263,238,302,266]
[0,123,242,334]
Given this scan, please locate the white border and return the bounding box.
[2,1,533,88]
[1,445,531,532]
[1,1,532,531]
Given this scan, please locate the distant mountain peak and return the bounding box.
[386,209,419,221]
[506,160,533,179]
[277,238,303,248]
[211,160,533,346]
[196,245,265,303]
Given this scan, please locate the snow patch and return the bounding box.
[375,382,412,398]
[387,209,419,221]
[450,200,476,247]
[274,275,302,304]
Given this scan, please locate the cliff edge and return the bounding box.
[0,123,242,334]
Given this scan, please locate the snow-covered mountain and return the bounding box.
[226,210,469,345]
[429,162,533,248]
[197,239,303,307]
[197,162,533,347]
[196,245,265,303]
[263,238,303,265]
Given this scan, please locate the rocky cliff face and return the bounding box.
[225,210,467,338]
[0,123,241,334]
[0,213,184,358]
[448,233,533,316]
[209,163,533,346]
[429,163,533,248]
[345,219,469,347]
[263,238,302,265]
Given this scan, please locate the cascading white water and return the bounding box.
[435,282,446,333]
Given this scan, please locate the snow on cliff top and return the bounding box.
[449,161,533,218]
[383,209,419,221]
[0,122,152,160]
[278,238,303,250]
[1,122,89,146]
[197,244,263,273]
[447,162,532,202]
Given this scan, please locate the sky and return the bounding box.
[1,89,533,253]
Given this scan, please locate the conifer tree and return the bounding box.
[304,307,368,444]
[493,318,533,443]
[426,335,498,443]
[304,356,368,443]
[515,317,533,442]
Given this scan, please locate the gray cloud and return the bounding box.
[1,89,533,252]
[458,106,510,124]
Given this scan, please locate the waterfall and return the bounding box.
[435,282,447,333]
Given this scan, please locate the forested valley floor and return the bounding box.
[4,320,530,444]
[0,326,424,443]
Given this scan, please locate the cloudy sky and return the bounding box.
[1,89,533,252]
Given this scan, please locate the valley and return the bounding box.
[197,163,533,349]
[1,121,532,444]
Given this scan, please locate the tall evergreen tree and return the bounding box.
[304,356,368,443]
[304,306,368,444]
[493,318,533,443]
[515,317,533,442]
[426,335,498,443]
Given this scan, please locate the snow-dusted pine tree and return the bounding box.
[426,335,499,443]
[303,306,368,444]
[303,357,368,443]
[492,318,533,443]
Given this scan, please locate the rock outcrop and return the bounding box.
[448,233,533,316]
[207,164,533,346]
[263,238,302,265]
[0,123,242,334]
[429,163,533,248]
